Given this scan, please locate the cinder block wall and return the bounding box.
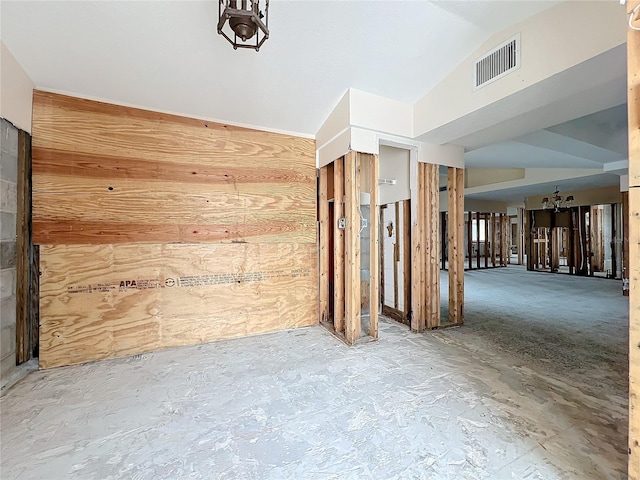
[0,119,18,380]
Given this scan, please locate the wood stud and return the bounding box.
[16,130,32,365]
[448,167,464,324]
[333,157,345,332]
[319,165,330,323]
[628,2,640,476]
[369,154,379,340]
[344,152,361,345]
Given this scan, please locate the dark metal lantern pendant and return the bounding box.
[217,0,269,51]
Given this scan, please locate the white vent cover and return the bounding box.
[473,34,520,90]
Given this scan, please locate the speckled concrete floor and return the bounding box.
[0,268,628,479]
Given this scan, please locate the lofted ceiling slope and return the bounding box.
[1,0,559,136]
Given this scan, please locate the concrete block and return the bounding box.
[0,269,15,300]
[0,325,15,360]
[0,212,16,241]
[0,353,16,380]
[0,296,16,328]
[0,120,18,157]
[0,241,16,269]
[0,180,17,213]
[0,151,18,183]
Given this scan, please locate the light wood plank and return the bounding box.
[455,168,464,321]
[447,167,464,324]
[32,91,316,245]
[32,91,315,170]
[333,156,345,332]
[427,163,440,329]
[491,213,496,267]
[411,163,425,332]
[39,243,318,368]
[344,152,361,344]
[369,154,380,339]
[403,199,411,319]
[16,130,32,364]
[319,166,330,322]
[628,3,640,476]
[394,201,400,309]
[467,212,473,270]
[476,212,481,269]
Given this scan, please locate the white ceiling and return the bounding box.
[1,0,560,136]
[465,104,628,170]
[463,104,628,203]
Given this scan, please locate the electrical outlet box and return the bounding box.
[338,217,346,229]
[361,218,368,229]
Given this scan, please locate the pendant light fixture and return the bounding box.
[541,186,574,213]
[217,0,269,51]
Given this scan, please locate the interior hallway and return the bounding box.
[1,266,628,479]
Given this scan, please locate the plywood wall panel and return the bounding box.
[32,93,313,169]
[39,243,317,368]
[33,91,318,367]
[32,91,316,245]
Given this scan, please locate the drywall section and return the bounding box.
[413,1,626,143]
[32,91,318,368]
[379,146,410,205]
[0,43,34,134]
[0,119,18,380]
[315,89,465,169]
[466,168,525,188]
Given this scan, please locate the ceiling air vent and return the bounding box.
[473,34,520,90]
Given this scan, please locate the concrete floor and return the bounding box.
[0,267,628,479]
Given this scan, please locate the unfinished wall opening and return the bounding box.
[378,146,411,327]
[526,202,623,279]
[318,151,379,345]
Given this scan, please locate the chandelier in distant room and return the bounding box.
[217,0,269,51]
[541,186,574,212]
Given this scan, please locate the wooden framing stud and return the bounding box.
[403,199,411,321]
[627,3,640,476]
[319,165,330,323]
[369,154,380,339]
[344,151,361,345]
[16,130,32,364]
[447,167,464,324]
[427,163,440,329]
[333,156,346,331]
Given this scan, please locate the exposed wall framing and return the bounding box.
[447,167,464,324]
[319,152,379,345]
[319,165,330,322]
[411,162,439,331]
[526,205,621,278]
[456,211,509,271]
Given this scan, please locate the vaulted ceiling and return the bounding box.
[1,0,560,136]
[2,1,629,206]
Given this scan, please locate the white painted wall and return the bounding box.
[464,168,604,198]
[413,1,626,140]
[316,89,465,169]
[1,42,34,133]
[379,146,410,206]
[466,168,525,188]
[382,203,405,312]
[316,91,350,153]
[349,89,412,138]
